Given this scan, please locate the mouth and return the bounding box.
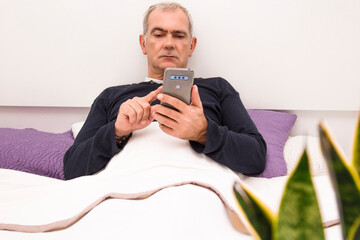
[160,55,178,60]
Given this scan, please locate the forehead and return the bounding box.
[147,8,190,34]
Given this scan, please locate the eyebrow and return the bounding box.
[150,27,188,37]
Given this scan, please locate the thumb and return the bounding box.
[190,85,202,108]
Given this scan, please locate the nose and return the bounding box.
[164,34,175,49]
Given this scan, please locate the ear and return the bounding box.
[139,34,147,55]
[189,37,197,57]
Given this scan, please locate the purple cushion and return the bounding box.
[0,128,74,180]
[0,110,295,180]
[247,110,297,178]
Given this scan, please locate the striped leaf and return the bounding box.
[319,122,360,238]
[233,182,274,240]
[347,214,360,240]
[275,151,325,240]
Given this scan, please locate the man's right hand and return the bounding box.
[114,86,162,137]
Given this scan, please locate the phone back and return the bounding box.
[162,68,194,105]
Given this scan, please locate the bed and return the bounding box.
[0,109,343,239]
[1,0,358,238]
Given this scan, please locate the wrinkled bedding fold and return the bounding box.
[0,123,250,233]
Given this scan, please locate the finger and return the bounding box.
[153,104,179,121]
[158,122,175,137]
[129,100,145,124]
[155,114,176,131]
[190,85,202,108]
[143,86,163,103]
[152,105,178,129]
[121,103,136,123]
[157,93,187,112]
[137,100,152,123]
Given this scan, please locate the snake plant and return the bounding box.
[233,115,360,240]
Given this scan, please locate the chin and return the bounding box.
[160,63,184,70]
[158,59,184,69]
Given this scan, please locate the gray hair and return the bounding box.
[143,2,193,37]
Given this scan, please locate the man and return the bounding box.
[63,2,266,180]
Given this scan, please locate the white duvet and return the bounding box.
[0,122,342,239]
[0,122,253,239]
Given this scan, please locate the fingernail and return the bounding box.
[141,121,146,125]
[157,94,163,100]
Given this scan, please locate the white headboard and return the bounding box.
[1,0,359,110]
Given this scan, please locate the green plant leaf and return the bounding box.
[353,115,360,178]
[233,182,274,240]
[347,214,360,240]
[319,122,360,238]
[353,225,360,240]
[275,151,325,240]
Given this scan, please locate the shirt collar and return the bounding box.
[144,77,163,84]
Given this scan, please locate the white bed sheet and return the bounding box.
[0,172,342,240]
[0,123,250,239]
[0,182,251,240]
[0,123,343,239]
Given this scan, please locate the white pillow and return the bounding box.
[283,136,328,176]
[71,121,85,139]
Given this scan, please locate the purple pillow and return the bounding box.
[0,128,74,180]
[0,110,295,180]
[247,110,297,178]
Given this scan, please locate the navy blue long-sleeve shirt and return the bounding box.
[63,77,266,180]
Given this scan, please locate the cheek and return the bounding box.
[146,46,158,58]
[146,40,159,51]
[181,45,192,57]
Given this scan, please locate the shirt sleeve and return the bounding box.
[190,79,267,175]
[63,91,123,180]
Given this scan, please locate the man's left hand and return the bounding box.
[152,85,208,145]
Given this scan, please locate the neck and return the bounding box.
[148,63,170,80]
[148,74,164,80]
[148,70,164,81]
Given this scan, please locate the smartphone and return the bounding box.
[161,68,194,110]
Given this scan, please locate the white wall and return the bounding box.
[0,0,359,157]
[1,0,359,110]
[288,110,358,160]
[0,106,89,132]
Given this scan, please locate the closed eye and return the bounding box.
[174,34,186,39]
[150,27,167,38]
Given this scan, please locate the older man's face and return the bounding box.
[140,8,196,79]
